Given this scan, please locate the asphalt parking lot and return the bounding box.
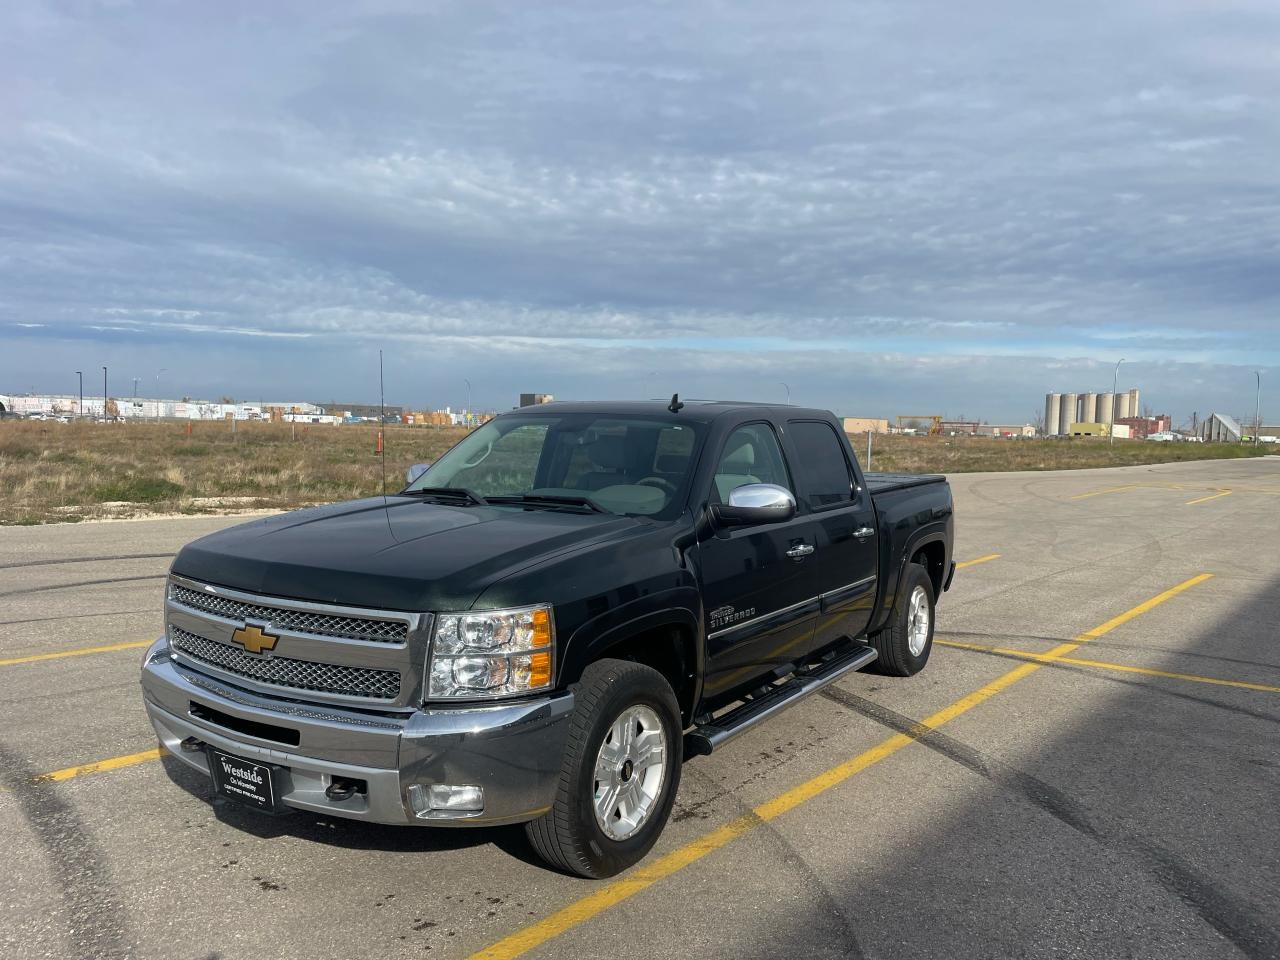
[2,456,1279,960]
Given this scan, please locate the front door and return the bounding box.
[697,422,819,703]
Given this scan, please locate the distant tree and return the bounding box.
[1032,410,1045,433]
[220,395,235,404]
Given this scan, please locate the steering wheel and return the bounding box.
[637,476,678,497]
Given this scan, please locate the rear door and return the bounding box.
[696,421,820,702]
[783,419,879,652]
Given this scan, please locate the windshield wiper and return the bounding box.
[486,494,612,515]
[401,486,489,506]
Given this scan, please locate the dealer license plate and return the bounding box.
[208,748,278,811]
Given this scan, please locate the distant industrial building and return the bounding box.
[982,423,1036,438]
[1200,413,1243,443]
[0,392,326,421]
[313,401,404,420]
[1116,414,1171,439]
[519,393,554,407]
[842,417,890,434]
[1044,388,1140,436]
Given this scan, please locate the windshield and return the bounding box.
[406,414,702,518]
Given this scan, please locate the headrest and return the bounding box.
[586,435,627,470]
[721,441,755,471]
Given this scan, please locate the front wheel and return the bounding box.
[525,659,682,878]
[868,563,935,676]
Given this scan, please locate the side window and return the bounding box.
[712,423,791,502]
[787,421,854,509]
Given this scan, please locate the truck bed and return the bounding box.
[864,471,946,494]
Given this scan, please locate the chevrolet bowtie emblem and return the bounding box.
[231,623,278,655]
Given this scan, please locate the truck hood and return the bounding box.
[171,495,646,612]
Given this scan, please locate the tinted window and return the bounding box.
[712,423,792,502]
[788,421,853,509]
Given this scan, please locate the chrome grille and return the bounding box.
[169,583,408,644]
[169,626,401,701]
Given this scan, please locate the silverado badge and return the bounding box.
[230,623,279,655]
[709,604,755,630]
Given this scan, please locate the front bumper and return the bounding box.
[140,638,574,826]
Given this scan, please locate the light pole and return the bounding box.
[780,382,791,404]
[155,368,166,421]
[132,376,140,398]
[75,370,83,419]
[1256,371,1263,447]
[464,378,472,419]
[1109,358,1124,447]
[102,366,108,421]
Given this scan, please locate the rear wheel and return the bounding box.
[525,659,682,878]
[868,563,935,676]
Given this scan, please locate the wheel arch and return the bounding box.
[562,602,703,726]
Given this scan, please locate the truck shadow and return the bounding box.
[717,572,1280,960]
[157,753,544,866]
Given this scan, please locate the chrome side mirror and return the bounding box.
[714,483,796,526]
[405,462,431,485]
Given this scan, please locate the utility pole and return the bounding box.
[132,376,140,398]
[102,366,108,421]
[155,368,166,421]
[76,370,83,419]
[1110,358,1124,447]
[1256,371,1263,447]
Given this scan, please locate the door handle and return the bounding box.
[853,526,876,541]
[785,544,815,558]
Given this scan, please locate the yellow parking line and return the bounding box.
[955,554,1001,569]
[936,639,1279,695]
[34,748,163,784]
[0,639,151,667]
[1069,484,1138,501]
[1077,573,1212,640]
[1186,490,1231,506]
[466,573,1212,960]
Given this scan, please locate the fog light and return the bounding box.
[408,783,484,820]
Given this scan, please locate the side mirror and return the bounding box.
[405,462,432,485]
[713,483,796,526]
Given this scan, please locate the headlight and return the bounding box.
[426,604,554,700]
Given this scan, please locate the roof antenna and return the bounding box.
[379,349,387,501]
[668,393,684,413]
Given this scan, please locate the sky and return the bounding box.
[1,1,1277,425]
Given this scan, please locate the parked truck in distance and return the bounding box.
[141,399,954,876]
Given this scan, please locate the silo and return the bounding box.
[1117,391,1133,421]
[1129,388,1140,417]
[1045,393,1061,436]
[1081,393,1098,424]
[1098,393,1115,428]
[1061,393,1078,432]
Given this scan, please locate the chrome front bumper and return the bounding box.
[140,638,574,826]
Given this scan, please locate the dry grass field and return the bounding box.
[859,431,1272,474]
[0,420,469,525]
[0,419,1270,525]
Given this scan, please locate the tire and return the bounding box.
[525,658,682,878]
[868,562,935,676]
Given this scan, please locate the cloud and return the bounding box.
[0,0,1277,422]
